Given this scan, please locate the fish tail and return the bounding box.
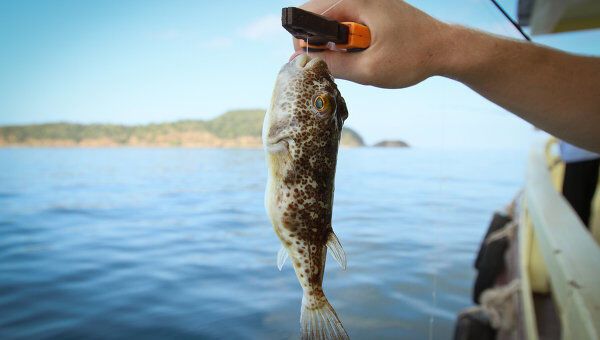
[300,294,349,340]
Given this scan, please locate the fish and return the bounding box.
[263,53,349,339]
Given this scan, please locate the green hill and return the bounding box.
[0,110,365,148]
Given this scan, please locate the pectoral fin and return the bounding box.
[277,245,289,271]
[327,231,347,270]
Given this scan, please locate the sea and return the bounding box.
[0,147,527,339]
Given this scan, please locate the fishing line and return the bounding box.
[478,0,516,38]
[489,0,531,41]
[429,103,446,340]
[305,34,310,59]
[321,0,345,15]
[480,0,532,41]
[429,269,438,340]
[426,2,530,339]
[314,1,442,337]
[430,2,529,339]
[303,0,344,56]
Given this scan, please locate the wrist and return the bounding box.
[435,24,477,80]
[436,25,522,84]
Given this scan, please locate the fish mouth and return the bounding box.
[288,53,324,69]
[289,50,304,62]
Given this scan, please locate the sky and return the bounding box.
[0,0,599,149]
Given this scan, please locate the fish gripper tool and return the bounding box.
[281,7,371,52]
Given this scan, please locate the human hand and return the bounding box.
[293,0,452,88]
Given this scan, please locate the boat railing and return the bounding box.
[520,145,600,339]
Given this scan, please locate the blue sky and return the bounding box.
[1,0,599,149]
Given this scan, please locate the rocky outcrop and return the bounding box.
[373,140,410,148]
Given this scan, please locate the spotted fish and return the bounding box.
[263,54,349,339]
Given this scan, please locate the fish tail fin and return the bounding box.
[300,294,349,340]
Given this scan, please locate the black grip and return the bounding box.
[281,7,348,46]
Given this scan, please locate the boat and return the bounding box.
[454,1,600,339]
[455,139,600,339]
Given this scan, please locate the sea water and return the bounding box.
[0,147,526,339]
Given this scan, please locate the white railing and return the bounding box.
[524,149,600,339]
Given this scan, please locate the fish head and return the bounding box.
[263,54,348,176]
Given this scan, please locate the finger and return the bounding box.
[293,37,303,52]
[312,50,369,84]
[292,39,335,53]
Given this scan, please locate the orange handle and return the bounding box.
[299,22,371,50]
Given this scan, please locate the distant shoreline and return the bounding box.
[0,145,263,149]
[0,144,365,149]
[0,110,366,148]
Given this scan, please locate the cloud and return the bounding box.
[239,14,283,40]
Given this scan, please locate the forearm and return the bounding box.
[294,0,600,150]
[439,25,600,152]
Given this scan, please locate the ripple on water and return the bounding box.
[0,148,526,339]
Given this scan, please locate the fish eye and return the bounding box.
[312,94,334,114]
[315,96,325,110]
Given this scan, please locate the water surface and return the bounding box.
[0,148,526,339]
